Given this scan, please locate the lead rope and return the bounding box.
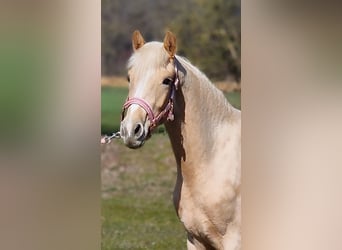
[101,131,121,144]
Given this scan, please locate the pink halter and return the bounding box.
[121,60,180,133]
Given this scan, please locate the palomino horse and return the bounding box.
[120,30,241,250]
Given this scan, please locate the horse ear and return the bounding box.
[132,30,145,51]
[163,31,177,58]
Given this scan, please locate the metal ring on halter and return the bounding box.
[101,131,121,144]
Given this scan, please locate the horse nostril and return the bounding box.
[134,123,144,138]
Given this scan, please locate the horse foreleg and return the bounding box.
[187,238,197,250]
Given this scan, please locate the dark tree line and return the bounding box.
[102,0,240,82]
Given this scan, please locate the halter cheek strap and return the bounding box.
[121,60,179,132]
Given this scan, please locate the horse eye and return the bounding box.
[162,78,172,85]
[127,75,130,82]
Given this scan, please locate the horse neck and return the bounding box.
[165,59,234,177]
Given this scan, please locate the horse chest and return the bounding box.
[177,193,206,234]
[176,184,231,246]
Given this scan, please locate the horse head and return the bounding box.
[120,30,179,148]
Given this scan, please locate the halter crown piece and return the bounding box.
[121,59,180,133]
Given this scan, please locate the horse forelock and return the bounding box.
[127,42,170,74]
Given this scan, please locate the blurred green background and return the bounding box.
[102,0,240,82]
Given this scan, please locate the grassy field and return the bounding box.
[101,87,128,134]
[101,85,240,249]
[101,134,186,249]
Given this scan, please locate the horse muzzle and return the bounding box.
[120,118,149,149]
[120,98,154,149]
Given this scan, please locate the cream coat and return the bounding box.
[121,31,241,250]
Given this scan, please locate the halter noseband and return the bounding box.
[121,59,180,133]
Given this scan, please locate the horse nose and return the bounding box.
[133,123,144,139]
[120,120,146,148]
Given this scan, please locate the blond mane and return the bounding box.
[175,55,235,118]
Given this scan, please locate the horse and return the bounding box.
[120,30,241,250]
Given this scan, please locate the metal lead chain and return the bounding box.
[101,131,121,144]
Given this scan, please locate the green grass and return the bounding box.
[225,91,241,110]
[102,135,187,249]
[102,196,186,250]
[101,86,241,134]
[101,87,128,134]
